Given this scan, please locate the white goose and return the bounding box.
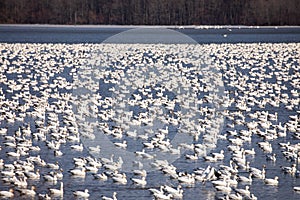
[237,173,252,183]
[186,153,199,160]
[71,143,84,151]
[94,173,108,181]
[281,164,297,174]
[244,148,256,155]
[212,177,229,187]
[133,169,147,177]
[43,173,57,182]
[69,168,86,177]
[89,145,101,153]
[47,161,60,169]
[112,173,127,184]
[234,185,250,196]
[131,176,147,186]
[215,182,232,193]
[178,173,195,184]
[250,166,266,179]
[293,186,300,192]
[49,182,63,196]
[18,185,36,197]
[0,188,14,198]
[153,192,173,200]
[6,150,21,158]
[266,153,276,161]
[228,192,242,200]
[13,176,28,188]
[212,150,225,160]
[163,185,183,199]
[73,189,89,198]
[102,192,117,200]
[114,140,127,149]
[264,176,279,186]
[149,186,164,195]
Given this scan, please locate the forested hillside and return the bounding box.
[0,0,299,25]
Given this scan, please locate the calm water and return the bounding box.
[0,26,300,200]
[0,25,300,43]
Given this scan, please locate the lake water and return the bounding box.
[0,25,300,200]
[0,25,300,43]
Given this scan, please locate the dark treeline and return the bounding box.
[0,0,299,25]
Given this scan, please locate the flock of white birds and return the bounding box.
[0,42,299,200]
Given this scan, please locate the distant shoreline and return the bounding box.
[1,24,300,29]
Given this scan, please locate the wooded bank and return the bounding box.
[0,0,299,25]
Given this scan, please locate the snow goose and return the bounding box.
[133,169,147,177]
[38,193,51,200]
[47,161,60,169]
[161,165,178,178]
[236,161,250,171]
[73,189,89,199]
[219,160,236,173]
[104,163,120,171]
[169,146,181,155]
[102,192,117,200]
[234,185,250,196]
[1,169,15,177]
[112,173,127,184]
[149,186,164,195]
[293,186,300,192]
[69,168,86,177]
[163,185,183,199]
[212,178,228,187]
[264,176,279,186]
[251,168,265,179]
[237,173,252,183]
[49,182,63,196]
[94,173,108,181]
[281,164,297,174]
[131,176,147,186]
[24,169,40,180]
[278,141,290,149]
[88,145,101,153]
[0,188,14,198]
[54,150,63,156]
[227,176,238,187]
[43,173,58,182]
[153,192,173,200]
[158,126,169,134]
[227,192,242,200]
[101,154,114,164]
[215,182,232,193]
[0,128,8,135]
[126,130,137,138]
[178,173,195,184]
[137,133,148,140]
[85,164,99,173]
[186,153,199,160]
[203,155,218,162]
[114,140,127,149]
[266,153,276,161]
[49,169,63,180]
[212,150,225,160]
[73,157,86,167]
[71,143,84,151]
[18,185,36,197]
[6,150,21,158]
[244,148,256,155]
[87,157,102,168]
[143,141,157,149]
